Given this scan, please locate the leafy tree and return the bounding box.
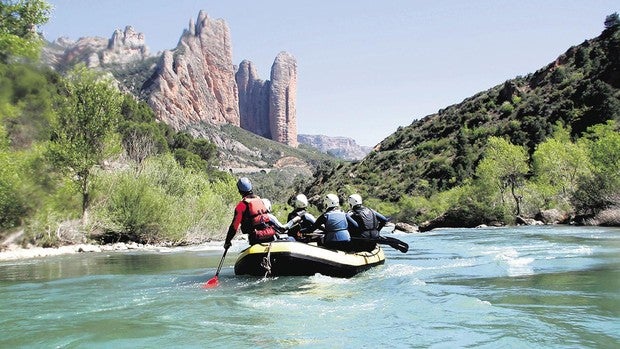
[572,121,620,213]
[0,0,51,62]
[532,123,591,207]
[191,137,217,165]
[172,132,193,150]
[0,63,59,148]
[92,154,237,244]
[119,94,155,123]
[475,137,529,216]
[0,149,26,228]
[47,66,122,224]
[120,122,168,166]
[173,148,207,172]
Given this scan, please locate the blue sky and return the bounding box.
[42,1,618,146]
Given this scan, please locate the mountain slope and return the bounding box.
[305,24,620,203]
[297,134,371,161]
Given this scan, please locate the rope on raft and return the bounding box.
[260,242,273,278]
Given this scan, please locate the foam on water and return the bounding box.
[1,226,619,348]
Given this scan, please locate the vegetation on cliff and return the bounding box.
[305,16,620,228]
[0,1,239,247]
[2,2,619,250]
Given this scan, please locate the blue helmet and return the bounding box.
[237,177,252,193]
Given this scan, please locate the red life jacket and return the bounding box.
[242,197,275,243]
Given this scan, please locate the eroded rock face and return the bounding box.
[236,60,271,138]
[102,26,149,65]
[43,26,150,69]
[236,53,298,147]
[44,11,299,148]
[297,134,372,160]
[145,11,240,130]
[269,52,298,147]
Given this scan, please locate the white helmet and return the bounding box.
[261,198,272,212]
[294,194,308,209]
[348,194,362,208]
[324,193,340,208]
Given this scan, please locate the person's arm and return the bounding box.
[374,210,389,231]
[283,215,302,230]
[308,213,326,233]
[269,213,286,231]
[224,202,245,248]
[346,213,359,229]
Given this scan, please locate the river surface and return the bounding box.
[1,225,619,348]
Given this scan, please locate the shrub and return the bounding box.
[91,155,237,244]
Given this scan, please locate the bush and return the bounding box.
[91,155,237,244]
[0,152,26,228]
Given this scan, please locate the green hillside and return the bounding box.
[305,18,620,227]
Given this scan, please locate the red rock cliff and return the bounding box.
[145,11,240,130]
[236,53,298,147]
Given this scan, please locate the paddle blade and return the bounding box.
[203,276,219,289]
[380,236,409,253]
[395,242,409,253]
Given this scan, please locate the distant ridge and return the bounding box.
[297,134,371,161]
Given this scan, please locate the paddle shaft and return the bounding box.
[214,247,229,277]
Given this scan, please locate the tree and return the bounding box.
[475,137,529,216]
[572,121,620,213]
[47,66,122,224]
[120,122,168,166]
[532,123,591,207]
[0,0,51,62]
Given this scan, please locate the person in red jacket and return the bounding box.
[224,177,277,249]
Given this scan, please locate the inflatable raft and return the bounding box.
[234,240,385,278]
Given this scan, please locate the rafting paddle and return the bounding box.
[378,236,409,253]
[351,236,409,253]
[203,246,229,289]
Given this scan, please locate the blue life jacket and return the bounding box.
[323,211,351,242]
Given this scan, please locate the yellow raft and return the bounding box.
[234,240,385,278]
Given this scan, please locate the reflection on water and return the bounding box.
[1,225,619,348]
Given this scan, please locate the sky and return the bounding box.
[41,0,618,146]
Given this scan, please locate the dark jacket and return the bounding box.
[348,205,388,239]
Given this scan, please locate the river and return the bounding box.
[1,225,619,348]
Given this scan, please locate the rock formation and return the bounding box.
[43,26,150,69]
[297,134,372,160]
[44,11,300,148]
[236,60,271,138]
[102,26,149,65]
[236,52,298,147]
[268,52,298,147]
[145,11,240,130]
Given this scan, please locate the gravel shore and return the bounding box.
[0,241,228,261]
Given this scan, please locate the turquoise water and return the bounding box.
[1,226,619,348]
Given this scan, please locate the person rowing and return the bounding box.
[286,193,316,242]
[307,193,356,250]
[346,194,389,239]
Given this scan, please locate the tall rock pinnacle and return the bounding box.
[145,11,240,130]
[269,52,298,147]
[236,53,298,147]
[236,60,271,138]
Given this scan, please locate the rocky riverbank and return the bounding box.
[0,242,171,261]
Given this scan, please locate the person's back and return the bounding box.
[309,193,351,249]
[287,194,316,241]
[322,208,350,242]
[347,194,388,239]
[224,178,277,249]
